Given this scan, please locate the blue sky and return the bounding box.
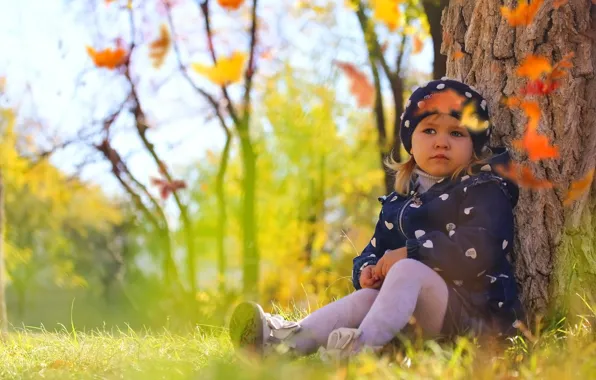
[0,0,433,197]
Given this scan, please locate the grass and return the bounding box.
[1,309,596,379]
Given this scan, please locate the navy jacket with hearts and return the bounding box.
[352,147,525,335]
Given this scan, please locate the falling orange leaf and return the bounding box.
[149,24,171,68]
[500,0,544,26]
[495,162,553,189]
[86,46,127,69]
[335,61,375,108]
[553,0,568,9]
[151,177,187,200]
[516,55,552,80]
[520,100,541,131]
[550,52,575,80]
[217,0,245,10]
[413,35,424,55]
[512,125,559,161]
[563,168,595,206]
[416,89,465,116]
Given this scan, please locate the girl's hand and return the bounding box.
[360,265,382,289]
[375,248,407,279]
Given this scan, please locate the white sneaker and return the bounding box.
[229,301,301,357]
[318,328,383,362]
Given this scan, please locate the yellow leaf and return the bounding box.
[371,0,402,31]
[191,52,247,86]
[344,0,359,11]
[460,103,490,132]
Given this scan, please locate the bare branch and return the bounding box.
[242,0,259,123]
[197,0,240,126]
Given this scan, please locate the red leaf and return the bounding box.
[520,79,560,96]
[151,177,187,200]
[335,61,375,108]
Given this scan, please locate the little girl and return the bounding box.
[229,79,525,359]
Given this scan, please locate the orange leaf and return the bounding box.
[513,126,559,161]
[516,55,552,80]
[454,49,465,60]
[494,162,553,189]
[335,61,375,108]
[520,100,541,131]
[550,52,574,80]
[563,168,595,206]
[413,35,424,55]
[149,24,171,68]
[86,45,127,69]
[217,0,245,10]
[553,0,568,9]
[500,0,544,27]
[416,89,465,116]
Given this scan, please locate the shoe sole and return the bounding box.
[229,301,265,355]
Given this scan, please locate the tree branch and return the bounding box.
[197,0,240,126]
[163,0,234,138]
[242,0,259,124]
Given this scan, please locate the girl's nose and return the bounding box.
[434,134,450,149]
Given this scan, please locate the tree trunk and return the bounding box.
[441,0,596,316]
[422,0,449,79]
[0,169,8,337]
[238,124,259,297]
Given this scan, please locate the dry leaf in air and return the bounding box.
[335,61,375,108]
[500,0,544,26]
[460,103,490,132]
[495,162,553,189]
[217,0,245,10]
[563,168,595,206]
[416,89,465,116]
[86,46,127,69]
[192,52,247,86]
[151,177,187,200]
[149,24,171,68]
[371,0,401,31]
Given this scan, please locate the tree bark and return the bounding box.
[441,0,596,316]
[0,169,8,337]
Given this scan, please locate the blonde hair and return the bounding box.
[384,148,492,196]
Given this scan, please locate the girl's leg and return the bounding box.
[357,259,449,347]
[291,288,379,355]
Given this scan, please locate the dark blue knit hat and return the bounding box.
[399,78,492,155]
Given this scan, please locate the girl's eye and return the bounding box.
[422,128,436,134]
[451,130,465,137]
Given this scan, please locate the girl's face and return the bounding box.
[410,114,474,177]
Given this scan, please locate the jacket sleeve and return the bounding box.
[352,206,391,290]
[405,180,514,284]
